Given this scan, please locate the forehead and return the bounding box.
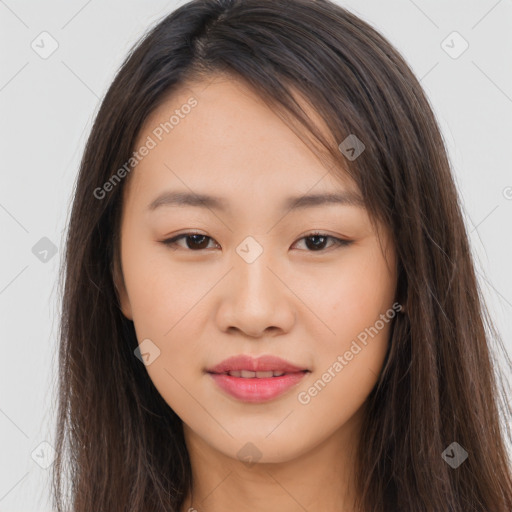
[125,75,360,211]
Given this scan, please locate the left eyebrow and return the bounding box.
[146,190,365,213]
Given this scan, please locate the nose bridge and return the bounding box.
[232,235,276,301]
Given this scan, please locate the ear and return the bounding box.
[111,252,133,321]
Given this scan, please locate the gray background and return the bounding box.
[1,0,511,509]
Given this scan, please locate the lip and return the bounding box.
[206,354,310,403]
[206,354,308,374]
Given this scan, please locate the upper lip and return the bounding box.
[206,355,309,374]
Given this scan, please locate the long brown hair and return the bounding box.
[53,0,512,510]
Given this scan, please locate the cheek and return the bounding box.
[303,245,396,342]
[301,245,395,398]
[121,241,209,417]
[296,286,394,431]
[121,238,210,336]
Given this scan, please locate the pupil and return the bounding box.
[306,235,326,250]
[187,234,208,249]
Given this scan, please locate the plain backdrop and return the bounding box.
[1,0,511,510]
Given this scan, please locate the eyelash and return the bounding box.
[161,231,353,253]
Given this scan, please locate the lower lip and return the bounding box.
[208,371,308,403]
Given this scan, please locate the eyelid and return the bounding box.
[160,230,353,252]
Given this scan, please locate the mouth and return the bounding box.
[205,354,310,402]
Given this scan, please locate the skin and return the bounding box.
[114,74,398,512]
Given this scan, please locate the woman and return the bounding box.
[53,0,512,510]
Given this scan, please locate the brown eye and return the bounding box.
[162,233,218,250]
[292,232,353,252]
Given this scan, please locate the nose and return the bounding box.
[215,246,296,338]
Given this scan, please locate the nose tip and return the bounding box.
[216,252,296,337]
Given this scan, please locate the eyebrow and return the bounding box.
[147,190,365,213]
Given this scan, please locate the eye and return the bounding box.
[161,231,353,253]
[292,231,353,252]
[162,232,219,251]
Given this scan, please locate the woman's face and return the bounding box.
[115,75,398,464]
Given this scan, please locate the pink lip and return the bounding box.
[209,372,308,402]
[206,354,309,403]
[206,354,307,374]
